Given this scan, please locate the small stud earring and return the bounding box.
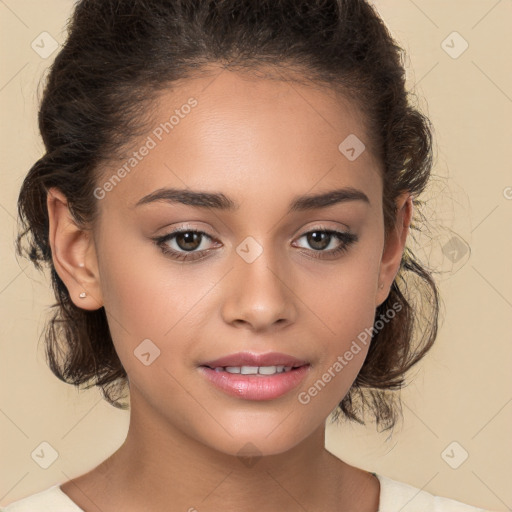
[79,292,87,299]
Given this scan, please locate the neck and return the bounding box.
[82,388,374,512]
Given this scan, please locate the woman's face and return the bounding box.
[65,68,408,457]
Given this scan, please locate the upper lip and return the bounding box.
[201,351,309,368]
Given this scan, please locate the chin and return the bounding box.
[194,414,317,460]
[207,436,303,461]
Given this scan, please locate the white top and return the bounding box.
[0,473,491,511]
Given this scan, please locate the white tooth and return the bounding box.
[241,366,259,375]
[214,367,223,372]
[225,366,241,374]
[284,366,292,372]
[258,366,277,375]
[277,365,285,373]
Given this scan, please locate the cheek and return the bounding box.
[302,249,381,343]
[97,222,173,326]
[100,251,162,327]
[94,229,166,360]
[295,253,381,406]
[95,233,213,373]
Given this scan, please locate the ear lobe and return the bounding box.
[375,193,413,307]
[47,187,103,310]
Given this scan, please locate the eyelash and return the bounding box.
[153,227,358,262]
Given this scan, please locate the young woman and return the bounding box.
[5,0,490,510]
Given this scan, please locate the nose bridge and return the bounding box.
[221,234,296,330]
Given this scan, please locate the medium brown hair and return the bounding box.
[16,0,439,433]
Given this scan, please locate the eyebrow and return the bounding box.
[134,186,370,213]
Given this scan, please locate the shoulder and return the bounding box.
[375,473,491,512]
[0,484,84,512]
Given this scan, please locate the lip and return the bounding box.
[198,365,310,401]
[198,351,310,401]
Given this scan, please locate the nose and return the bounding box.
[220,246,297,332]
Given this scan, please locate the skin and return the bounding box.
[47,67,412,512]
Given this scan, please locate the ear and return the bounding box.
[47,187,103,310]
[375,192,413,307]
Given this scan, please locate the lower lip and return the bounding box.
[198,365,310,401]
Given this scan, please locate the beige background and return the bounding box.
[1,1,511,510]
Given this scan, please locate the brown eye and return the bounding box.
[153,229,218,262]
[306,231,332,251]
[174,231,203,251]
[293,229,359,260]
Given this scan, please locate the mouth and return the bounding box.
[204,364,300,375]
[198,352,310,401]
[200,351,309,369]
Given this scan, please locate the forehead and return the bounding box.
[96,67,382,213]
